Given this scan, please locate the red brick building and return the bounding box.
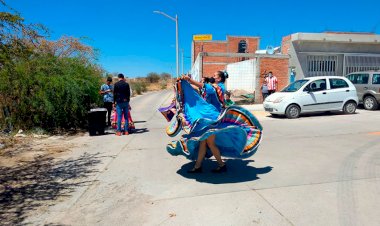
[191,35,290,103]
[192,36,260,77]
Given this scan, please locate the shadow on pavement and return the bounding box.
[0,152,104,225]
[267,111,359,119]
[103,127,149,135]
[132,128,149,134]
[133,121,147,124]
[177,159,272,184]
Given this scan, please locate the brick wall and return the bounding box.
[281,35,291,55]
[257,57,289,103]
[202,64,227,77]
[227,36,259,53]
[192,36,260,79]
[193,41,227,63]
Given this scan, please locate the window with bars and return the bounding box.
[238,40,247,53]
[307,55,338,77]
[344,55,380,75]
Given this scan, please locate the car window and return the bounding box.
[346,74,357,84]
[306,79,327,92]
[329,79,349,89]
[346,74,369,84]
[282,79,309,92]
[373,74,380,85]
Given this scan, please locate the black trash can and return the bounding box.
[88,108,107,136]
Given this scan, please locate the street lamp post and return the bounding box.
[153,11,179,78]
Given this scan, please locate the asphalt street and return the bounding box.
[28,90,380,225]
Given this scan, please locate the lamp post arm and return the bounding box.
[153,11,176,22]
[153,10,179,78]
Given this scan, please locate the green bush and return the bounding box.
[0,54,103,131]
[160,80,168,90]
[0,7,103,132]
[130,81,147,95]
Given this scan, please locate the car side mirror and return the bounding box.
[305,86,312,93]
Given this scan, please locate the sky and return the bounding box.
[3,0,380,77]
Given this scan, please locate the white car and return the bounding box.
[263,76,359,119]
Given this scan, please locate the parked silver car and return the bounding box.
[345,71,380,110]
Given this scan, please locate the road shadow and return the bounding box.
[266,111,359,119]
[177,159,272,184]
[0,152,104,225]
[132,128,149,134]
[133,121,147,124]
[101,127,149,135]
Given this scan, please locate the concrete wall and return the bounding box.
[288,41,380,78]
[293,42,380,54]
[286,41,303,80]
[284,33,380,79]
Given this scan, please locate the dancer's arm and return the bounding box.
[183,75,204,89]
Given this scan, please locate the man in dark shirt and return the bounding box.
[113,73,131,136]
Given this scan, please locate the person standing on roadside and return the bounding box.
[113,73,130,136]
[100,77,114,127]
[265,71,278,95]
[261,80,269,101]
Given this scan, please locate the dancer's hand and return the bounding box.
[183,75,191,81]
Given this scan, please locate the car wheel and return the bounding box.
[343,101,357,114]
[363,96,379,110]
[285,104,300,119]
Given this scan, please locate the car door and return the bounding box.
[327,78,351,109]
[346,73,370,102]
[298,79,329,112]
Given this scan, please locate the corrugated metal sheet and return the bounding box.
[226,59,256,92]
[190,55,202,82]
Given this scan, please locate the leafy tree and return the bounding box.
[0,2,103,132]
[160,72,171,80]
[37,36,96,61]
[146,72,160,83]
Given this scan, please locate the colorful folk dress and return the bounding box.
[111,108,135,132]
[160,78,263,160]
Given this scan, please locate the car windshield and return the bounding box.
[281,79,309,92]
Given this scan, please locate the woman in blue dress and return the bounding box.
[163,72,263,174]
[183,71,228,173]
[186,71,226,112]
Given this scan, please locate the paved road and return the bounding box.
[28,90,380,225]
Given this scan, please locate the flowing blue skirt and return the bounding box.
[161,79,263,160]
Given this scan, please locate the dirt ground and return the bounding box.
[0,135,73,167]
[0,133,94,225]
